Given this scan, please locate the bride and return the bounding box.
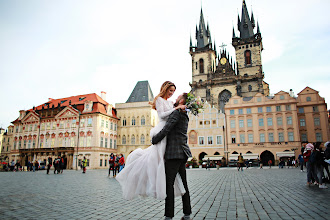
[116,81,187,200]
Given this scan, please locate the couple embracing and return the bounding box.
[116,81,192,220]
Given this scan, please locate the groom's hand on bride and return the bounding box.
[175,104,186,110]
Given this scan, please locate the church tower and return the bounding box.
[189,8,217,102]
[232,0,269,97]
[190,1,269,113]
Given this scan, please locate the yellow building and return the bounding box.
[187,103,225,163]
[116,81,158,158]
[0,126,14,164]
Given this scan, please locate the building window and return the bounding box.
[105,138,108,148]
[87,159,90,167]
[100,159,103,167]
[80,119,85,127]
[258,107,263,113]
[280,95,284,100]
[79,138,84,147]
[260,133,265,143]
[122,118,126,126]
[110,122,113,130]
[207,136,213,145]
[259,118,264,126]
[247,119,252,127]
[141,116,145,125]
[231,135,236,144]
[306,97,311,102]
[110,139,113,148]
[248,134,253,143]
[216,136,222,145]
[313,106,318,112]
[59,121,64,129]
[316,133,322,142]
[230,120,235,128]
[106,121,109,128]
[239,120,244,128]
[234,100,238,104]
[300,119,306,127]
[230,110,234,115]
[267,118,273,126]
[240,134,245,143]
[114,124,117,131]
[131,135,135,144]
[245,50,251,65]
[286,105,291,111]
[279,132,284,142]
[268,133,274,142]
[132,117,136,126]
[301,134,307,142]
[33,140,36,148]
[257,97,261,102]
[248,85,252,92]
[238,109,243,114]
[246,108,251,114]
[288,132,294,141]
[266,107,271,112]
[122,136,126,144]
[198,137,205,145]
[141,135,145,144]
[72,119,76,128]
[28,140,31,149]
[100,137,104,147]
[287,116,292,125]
[87,118,93,126]
[277,117,283,125]
[276,106,281,112]
[199,58,204,73]
[314,117,320,126]
[298,107,304,113]
[114,140,117,149]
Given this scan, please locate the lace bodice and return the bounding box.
[156,97,175,122]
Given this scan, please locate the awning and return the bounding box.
[203,155,223,161]
[276,152,295,157]
[229,154,259,161]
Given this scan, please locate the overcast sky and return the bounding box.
[1,0,329,128]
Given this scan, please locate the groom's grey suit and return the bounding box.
[152,109,192,218]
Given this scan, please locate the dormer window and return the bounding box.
[83,101,93,112]
[79,97,86,101]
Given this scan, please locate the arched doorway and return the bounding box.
[199,152,207,161]
[260,150,275,166]
[218,90,232,113]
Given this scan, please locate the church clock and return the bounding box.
[220,57,227,65]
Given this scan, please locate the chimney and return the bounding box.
[101,91,106,101]
[19,110,26,120]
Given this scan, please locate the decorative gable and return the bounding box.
[21,111,40,123]
[55,106,79,119]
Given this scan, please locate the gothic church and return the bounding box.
[190,0,269,113]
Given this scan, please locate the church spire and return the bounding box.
[196,7,211,48]
[238,0,255,39]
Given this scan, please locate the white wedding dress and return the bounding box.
[116,97,186,200]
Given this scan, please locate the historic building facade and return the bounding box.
[8,92,119,169]
[187,103,225,162]
[189,1,269,113]
[0,126,14,163]
[116,81,158,158]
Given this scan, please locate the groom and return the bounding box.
[152,93,192,220]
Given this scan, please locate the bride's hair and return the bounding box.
[151,81,176,110]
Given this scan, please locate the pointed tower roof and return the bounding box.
[196,7,210,48]
[238,0,255,39]
[126,81,154,103]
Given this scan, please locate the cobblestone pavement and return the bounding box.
[0,167,329,220]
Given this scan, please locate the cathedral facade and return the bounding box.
[190,0,269,113]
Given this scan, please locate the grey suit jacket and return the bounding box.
[152,110,192,160]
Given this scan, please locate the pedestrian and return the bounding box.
[268,159,272,168]
[287,158,291,168]
[314,143,328,189]
[10,160,15,171]
[298,154,304,172]
[32,160,36,172]
[108,153,115,177]
[60,156,65,174]
[259,159,263,169]
[16,161,21,171]
[118,154,125,172]
[46,157,52,174]
[53,157,60,174]
[279,159,284,169]
[114,154,120,175]
[237,153,244,171]
[206,158,210,170]
[245,160,249,169]
[304,143,318,186]
[82,156,87,173]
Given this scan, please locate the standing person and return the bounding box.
[206,158,210,170]
[298,154,304,172]
[118,154,125,172]
[16,160,21,171]
[152,93,192,220]
[279,159,284,169]
[108,153,115,177]
[116,81,187,200]
[268,159,272,168]
[114,154,120,177]
[82,156,87,174]
[60,156,65,174]
[259,159,263,169]
[287,158,291,168]
[32,160,36,172]
[10,160,15,171]
[46,157,52,174]
[304,143,317,186]
[314,143,328,189]
[237,153,244,171]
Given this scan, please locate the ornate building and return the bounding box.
[116,80,158,158]
[190,0,269,113]
[9,92,119,169]
[0,126,14,164]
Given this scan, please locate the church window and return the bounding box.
[248,85,252,92]
[245,50,252,65]
[199,59,204,73]
[122,118,127,126]
[132,117,136,126]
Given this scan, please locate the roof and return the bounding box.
[126,81,154,103]
[238,0,255,39]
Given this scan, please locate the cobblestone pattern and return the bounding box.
[0,167,329,220]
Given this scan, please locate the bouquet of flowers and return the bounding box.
[186,93,204,116]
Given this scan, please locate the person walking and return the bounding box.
[314,143,328,189]
[108,153,115,177]
[298,154,304,172]
[10,160,15,171]
[82,156,87,174]
[268,159,272,168]
[237,153,244,171]
[46,157,52,174]
[287,158,291,168]
[118,154,125,173]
